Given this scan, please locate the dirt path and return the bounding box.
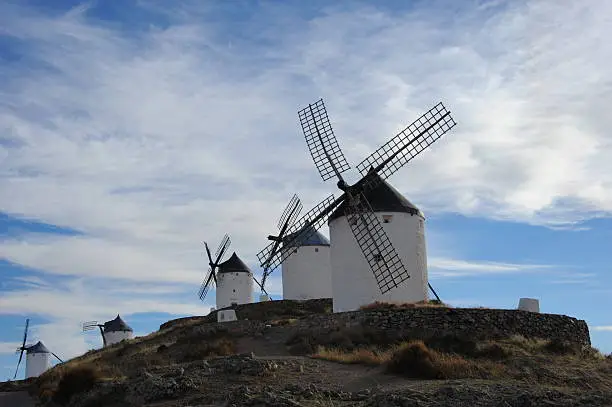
[235,325,293,357]
[0,391,35,407]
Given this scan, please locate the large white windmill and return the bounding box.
[257,98,455,312]
[256,194,333,301]
[198,235,255,309]
[13,319,63,380]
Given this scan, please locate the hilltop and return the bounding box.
[5,299,612,407]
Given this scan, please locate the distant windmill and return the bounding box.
[257,194,333,301]
[13,319,63,380]
[198,235,256,309]
[258,98,455,312]
[82,314,134,348]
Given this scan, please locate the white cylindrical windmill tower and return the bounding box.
[281,225,333,300]
[25,341,51,378]
[328,172,429,313]
[102,314,134,346]
[216,252,254,309]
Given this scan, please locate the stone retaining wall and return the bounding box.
[160,300,591,346]
[294,308,591,346]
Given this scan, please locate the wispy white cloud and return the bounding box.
[549,272,597,285]
[0,342,19,355]
[429,257,551,278]
[0,0,611,368]
[592,326,612,332]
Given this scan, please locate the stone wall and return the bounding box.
[294,307,591,346]
[160,299,591,346]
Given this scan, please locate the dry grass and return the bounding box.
[33,322,238,400]
[313,340,503,380]
[386,341,503,379]
[286,326,396,355]
[310,334,609,383]
[312,347,387,365]
[359,300,450,311]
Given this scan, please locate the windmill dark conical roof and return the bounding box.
[283,224,330,249]
[103,314,133,333]
[328,171,422,222]
[26,341,50,354]
[218,252,251,274]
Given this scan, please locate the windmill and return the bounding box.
[198,234,256,309]
[257,98,456,312]
[257,193,333,300]
[83,314,134,348]
[13,318,63,380]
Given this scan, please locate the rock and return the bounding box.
[124,371,198,405]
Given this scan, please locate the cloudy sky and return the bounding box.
[1,0,611,380]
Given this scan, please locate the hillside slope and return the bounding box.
[6,300,612,406]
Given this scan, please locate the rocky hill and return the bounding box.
[5,299,612,406]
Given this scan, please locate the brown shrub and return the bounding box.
[424,334,478,356]
[386,341,443,379]
[52,365,101,405]
[385,341,492,380]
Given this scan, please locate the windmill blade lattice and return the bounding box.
[198,267,215,300]
[257,194,340,272]
[298,99,351,182]
[13,318,29,379]
[344,192,410,294]
[258,194,302,293]
[356,102,456,185]
[277,194,302,230]
[82,321,100,331]
[214,234,231,260]
[198,235,231,302]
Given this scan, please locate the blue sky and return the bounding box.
[1,0,612,380]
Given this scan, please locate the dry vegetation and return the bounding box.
[13,299,612,406]
[32,323,237,404]
[358,299,450,310]
[311,332,611,385]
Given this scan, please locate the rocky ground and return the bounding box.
[2,301,612,406]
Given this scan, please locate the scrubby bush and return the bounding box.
[52,365,101,405]
[386,341,486,380]
[386,341,443,379]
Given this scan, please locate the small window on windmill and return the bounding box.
[314,248,319,252]
[382,215,393,223]
[233,289,236,293]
